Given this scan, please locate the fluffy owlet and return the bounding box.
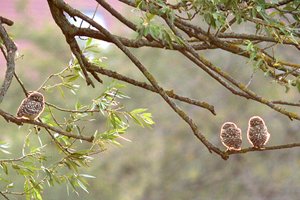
[220,122,242,151]
[247,116,270,149]
[16,91,45,120]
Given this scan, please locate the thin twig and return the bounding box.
[46,102,101,113]
[13,73,29,96]
[36,67,69,92]
[0,153,38,163]
[0,191,9,200]
[227,143,300,156]
[0,109,94,142]
[271,101,300,107]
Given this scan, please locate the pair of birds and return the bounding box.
[220,116,270,151]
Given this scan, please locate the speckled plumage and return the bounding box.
[247,116,270,149]
[220,122,242,151]
[16,91,45,120]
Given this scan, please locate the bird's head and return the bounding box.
[249,116,264,127]
[28,91,44,102]
[221,122,237,130]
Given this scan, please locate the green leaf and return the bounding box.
[7,182,14,188]
[12,164,20,170]
[0,141,10,148]
[141,112,155,126]
[296,79,300,93]
[66,74,79,82]
[75,101,85,110]
[0,163,8,174]
[0,148,11,154]
[33,188,43,200]
[129,113,144,127]
[77,179,89,193]
[0,141,10,154]
[58,85,65,97]
[79,174,96,179]
[67,177,79,194]
[24,180,31,200]
[85,37,93,47]
[40,114,56,127]
[256,5,262,12]
[130,108,148,114]
[43,168,54,187]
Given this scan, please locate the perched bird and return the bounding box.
[247,116,270,149]
[16,91,45,120]
[220,122,242,151]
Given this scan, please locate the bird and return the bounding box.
[220,122,242,151]
[16,91,45,120]
[247,116,270,149]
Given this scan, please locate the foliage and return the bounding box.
[0,0,300,199]
[0,36,154,198]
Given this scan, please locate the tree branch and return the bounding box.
[0,16,14,26]
[116,0,300,121]
[0,109,94,142]
[48,0,227,159]
[43,0,300,160]
[0,20,17,104]
[227,143,300,156]
[0,153,38,163]
[76,27,214,51]
[46,1,100,87]
[87,64,216,114]
[0,191,9,200]
[47,0,216,115]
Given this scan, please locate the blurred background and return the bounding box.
[0,0,300,199]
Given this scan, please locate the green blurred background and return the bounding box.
[0,0,299,199]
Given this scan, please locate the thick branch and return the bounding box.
[47,1,98,87]
[76,28,213,51]
[0,22,17,104]
[0,16,14,26]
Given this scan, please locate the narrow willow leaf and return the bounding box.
[77,179,89,193]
